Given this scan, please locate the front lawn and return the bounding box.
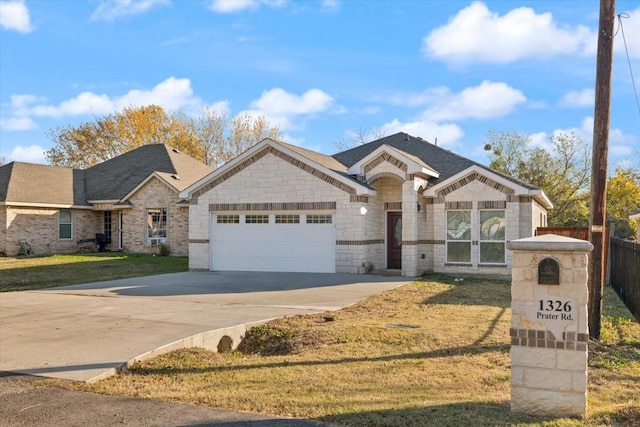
[0,253,188,292]
[67,276,640,426]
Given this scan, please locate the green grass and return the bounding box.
[63,276,639,427]
[0,253,188,292]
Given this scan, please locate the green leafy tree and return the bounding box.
[606,167,640,239]
[46,105,279,168]
[484,131,591,226]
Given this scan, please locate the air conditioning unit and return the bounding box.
[148,237,167,246]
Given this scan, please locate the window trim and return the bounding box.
[445,210,471,263]
[478,209,506,264]
[58,209,72,240]
[146,207,167,246]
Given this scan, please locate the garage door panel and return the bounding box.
[211,215,335,273]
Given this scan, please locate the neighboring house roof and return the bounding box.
[0,144,213,207]
[85,144,213,201]
[630,211,640,220]
[0,162,89,206]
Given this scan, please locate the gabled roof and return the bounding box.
[0,162,89,206]
[1,144,213,207]
[333,132,539,190]
[85,144,212,201]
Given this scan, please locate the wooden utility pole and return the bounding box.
[589,0,615,341]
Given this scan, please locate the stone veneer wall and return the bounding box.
[189,152,364,273]
[508,235,592,417]
[3,206,100,255]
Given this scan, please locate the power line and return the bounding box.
[616,13,640,117]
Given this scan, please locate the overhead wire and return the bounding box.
[615,13,640,118]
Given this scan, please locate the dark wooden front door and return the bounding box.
[387,212,402,269]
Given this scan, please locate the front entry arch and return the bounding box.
[387,211,402,269]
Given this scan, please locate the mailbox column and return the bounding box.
[507,234,593,417]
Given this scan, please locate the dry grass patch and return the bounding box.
[66,275,639,426]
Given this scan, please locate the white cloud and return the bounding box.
[423,1,594,66]
[321,0,340,13]
[245,88,334,131]
[421,81,526,121]
[91,0,170,21]
[379,119,464,149]
[550,116,637,158]
[0,116,35,130]
[208,0,286,14]
[0,0,34,33]
[559,89,594,108]
[8,144,46,163]
[29,77,202,117]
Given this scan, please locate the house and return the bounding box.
[180,133,552,277]
[0,144,213,256]
[630,211,640,241]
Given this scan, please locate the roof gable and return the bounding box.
[346,144,440,179]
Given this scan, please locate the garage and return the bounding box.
[211,212,336,273]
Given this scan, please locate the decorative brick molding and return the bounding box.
[350,195,369,203]
[508,195,534,203]
[209,201,337,212]
[509,328,588,350]
[425,197,445,205]
[368,172,405,184]
[444,262,472,267]
[336,239,384,246]
[445,201,472,210]
[478,200,507,209]
[418,239,445,245]
[384,202,402,210]
[402,240,417,245]
[363,152,408,174]
[479,263,508,268]
[189,239,210,244]
[438,172,514,197]
[192,146,357,201]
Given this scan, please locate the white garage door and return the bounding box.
[211,213,335,273]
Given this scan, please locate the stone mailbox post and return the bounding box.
[507,234,593,417]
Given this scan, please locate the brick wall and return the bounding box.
[4,206,100,256]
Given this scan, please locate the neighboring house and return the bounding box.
[180,133,552,277]
[0,145,213,256]
[630,211,640,241]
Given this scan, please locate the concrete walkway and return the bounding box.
[0,271,408,382]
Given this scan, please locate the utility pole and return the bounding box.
[589,0,615,341]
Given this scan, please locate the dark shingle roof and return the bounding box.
[0,162,88,205]
[1,144,212,205]
[332,132,539,190]
[84,144,212,200]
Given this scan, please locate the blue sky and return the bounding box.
[1,0,639,171]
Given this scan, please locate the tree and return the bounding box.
[484,131,591,226]
[334,126,386,151]
[45,105,279,168]
[606,167,640,239]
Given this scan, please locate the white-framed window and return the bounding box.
[147,208,167,246]
[446,210,471,263]
[479,210,506,264]
[217,214,239,224]
[275,214,300,224]
[59,209,72,240]
[103,211,112,241]
[246,214,269,224]
[306,214,332,224]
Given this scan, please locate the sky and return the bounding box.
[1,0,639,171]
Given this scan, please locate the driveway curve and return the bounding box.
[0,271,408,382]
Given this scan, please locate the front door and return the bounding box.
[387,211,402,269]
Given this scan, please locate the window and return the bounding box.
[103,211,112,241]
[446,211,471,262]
[147,208,167,239]
[245,214,269,224]
[217,215,239,224]
[306,214,332,224]
[59,209,72,239]
[479,210,505,263]
[276,214,300,224]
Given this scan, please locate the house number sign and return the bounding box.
[537,299,573,321]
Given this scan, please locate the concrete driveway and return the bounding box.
[0,271,408,382]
